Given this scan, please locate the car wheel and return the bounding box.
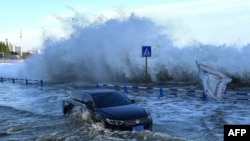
[145,125,153,131]
[63,104,74,115]
[101,120,108,128]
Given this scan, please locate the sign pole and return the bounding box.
[142,46,151,87]
[145,56,148,86]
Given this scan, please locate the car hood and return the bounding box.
[97,104,147,120]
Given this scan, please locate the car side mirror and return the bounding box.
[130,99,135,103]
[85,101,95,109]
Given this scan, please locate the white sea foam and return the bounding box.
[0,12,250,85]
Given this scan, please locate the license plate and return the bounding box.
[132,125,144,131]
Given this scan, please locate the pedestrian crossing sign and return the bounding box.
[142,46,151,57]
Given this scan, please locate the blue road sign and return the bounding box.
[142,46,151,57]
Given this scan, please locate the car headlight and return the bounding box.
[106,119,124,125]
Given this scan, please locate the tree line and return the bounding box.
[0,41,31,59]
[0,41,10,53]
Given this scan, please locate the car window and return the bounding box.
[82,93,93,103]
[92,92,132,108]
[72,92,93,103]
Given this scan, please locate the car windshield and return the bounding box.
[92,92,132,108]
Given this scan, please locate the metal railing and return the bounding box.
[0,77,43,86]
[96,83,250,102]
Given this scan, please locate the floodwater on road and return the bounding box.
[0,82,249,141]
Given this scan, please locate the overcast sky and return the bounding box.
[0,0,250,50]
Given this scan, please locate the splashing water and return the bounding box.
[4,12,250,85]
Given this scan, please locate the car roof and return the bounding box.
[70,89,118,101]
[82,89,119,95]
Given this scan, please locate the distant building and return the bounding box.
[14,46,22,54]
[8,43,14,51]
[4,38,22,55]
[28,49,42,54]
[3,38,23,59]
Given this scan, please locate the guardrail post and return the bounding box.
[201,93,209,101]
[124,85,128,94]
[96,83,99,88]
[25,79,28,85]
[40,80,44,87]
[12,78,15,84]
[1,77,3,83]
[159,87,164,97]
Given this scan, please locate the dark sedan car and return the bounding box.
[62,89,152,131]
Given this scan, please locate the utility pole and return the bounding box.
[20,29,22,41]
[20,28,22,57]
